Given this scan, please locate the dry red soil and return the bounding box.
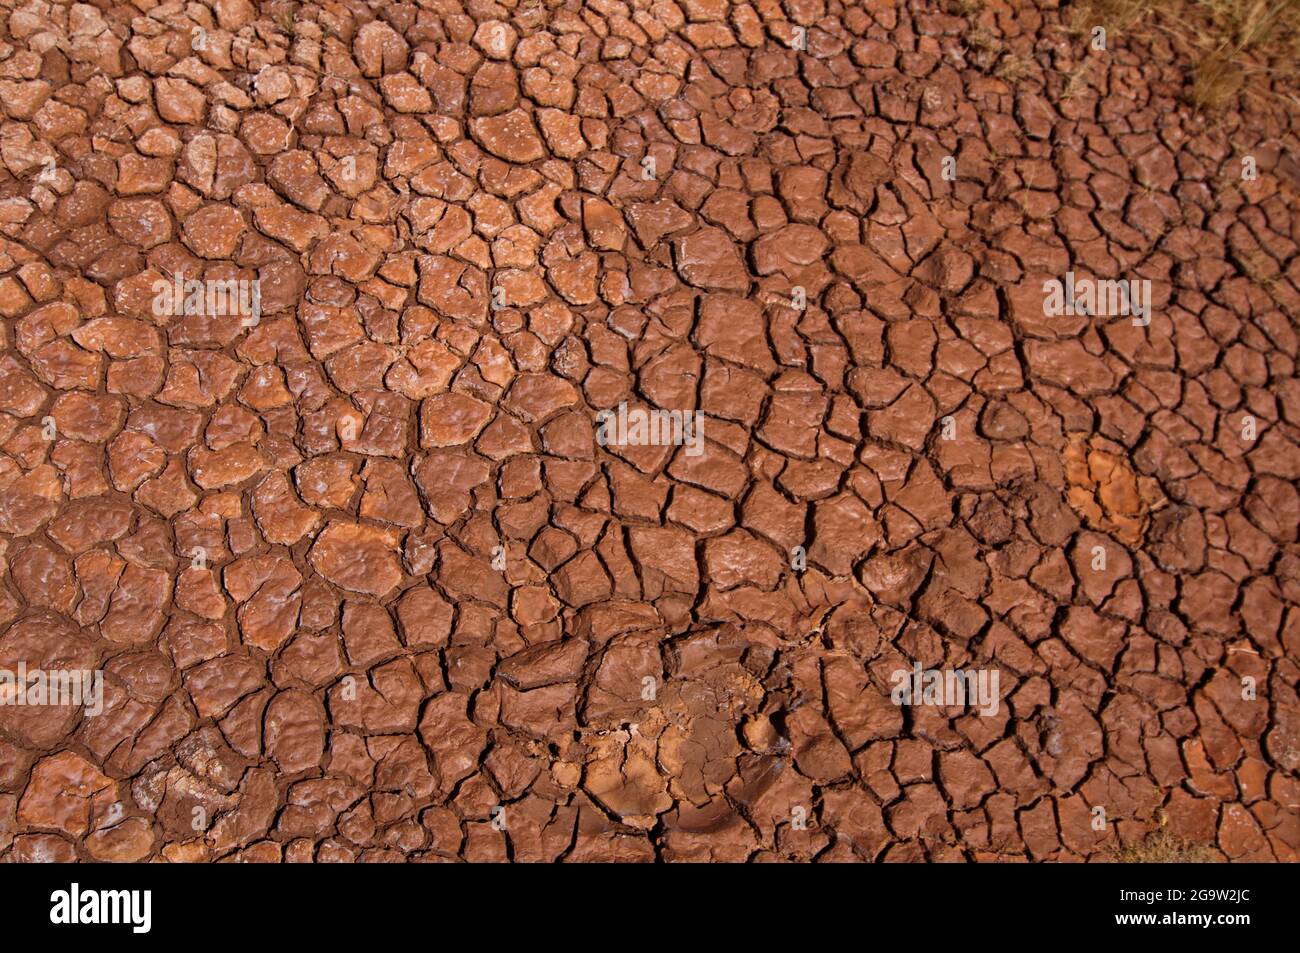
[0,0,1297,863]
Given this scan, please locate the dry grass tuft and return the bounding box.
[966,25,1001,53]
[1066,0,1300,110]
[1115,830,1220,863]
[1186,0,1300,110]
[995,54,1037,84]
[1190,52,1246,111]
[1068,0,1157,36]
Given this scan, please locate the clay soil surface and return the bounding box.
[0,0,1297,863]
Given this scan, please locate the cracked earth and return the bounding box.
[0,0,1298,863]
